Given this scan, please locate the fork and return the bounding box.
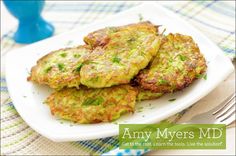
[102,92,236,156]
[182,92,235,125]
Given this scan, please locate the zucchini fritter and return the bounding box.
[80,22,162,88]
[84,21,159,48]
[136,33,207,93]
[28,46,91,90]
[45,85,137,123]
[137,88,163,101]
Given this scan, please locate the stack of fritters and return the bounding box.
[28,21,207,123]
[81,22,162,88]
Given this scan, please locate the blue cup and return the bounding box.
[3,0,54,44]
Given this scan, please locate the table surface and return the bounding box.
[1,1,235,155]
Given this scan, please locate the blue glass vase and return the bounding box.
[3,0,54,44]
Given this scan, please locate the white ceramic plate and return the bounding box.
[5,2,234,142]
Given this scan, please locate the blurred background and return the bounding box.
[1,1,235,57]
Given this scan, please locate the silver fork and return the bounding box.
[102,93,236,156]
[183,92,236,125]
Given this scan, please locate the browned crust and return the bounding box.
[135,33,207,93]
[83,21,159,48]
[45,85,138,123]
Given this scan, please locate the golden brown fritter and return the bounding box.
[84,21,159,48]
[28,46,91,90]
[80,21,162,88]
[136,33,207,93]
[45,85,137,123]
